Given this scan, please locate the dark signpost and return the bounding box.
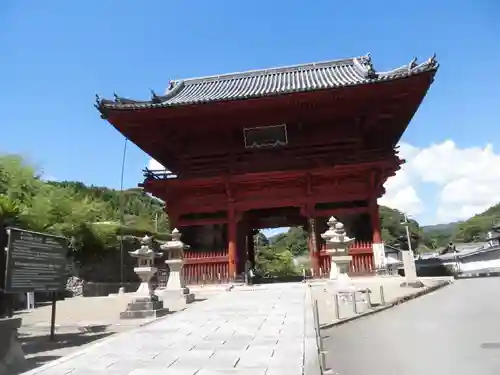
[4,228,69,341]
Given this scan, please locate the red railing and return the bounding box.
[318,241,374,277]
[183,250,230,285]
[180,242,375,285]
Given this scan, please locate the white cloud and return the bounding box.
[379,140,500,224]
[147,159,165,170]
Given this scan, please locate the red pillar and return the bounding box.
[370,201,382,244]
[370,199,384,272]
[228,207,237,279]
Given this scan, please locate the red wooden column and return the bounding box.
[228,206,238,279]
[370,201,382,243]
[370,199,384,271]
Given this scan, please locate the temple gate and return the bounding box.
[96,53,438,284]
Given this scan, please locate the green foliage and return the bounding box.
[451,203,500,242]
[254,233,300,278]
[419,203,500,246]
[268,227,308,257]
[253,227,306,277]
[0,154,169,263]
[379,206,421,251]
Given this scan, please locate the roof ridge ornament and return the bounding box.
[365,53,378,78]
[428,53,437,66]
[150,89,162,104]
[113,92,122,104]
[408,57,418,72]
[94,94,103,112]
[353,53,377,79]
[94,94,101,107]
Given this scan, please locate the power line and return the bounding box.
[119,137,128,288]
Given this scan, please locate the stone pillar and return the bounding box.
[228,208,238,279]
[161,229,195,303]
[0,318,26,375]
[370,200,385,272]
[401,218,424,288]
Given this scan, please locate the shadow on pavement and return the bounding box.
[25,355,62,371]
[20,331,114,356]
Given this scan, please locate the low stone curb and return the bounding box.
[456,271,500,279]
[320,280,453,330]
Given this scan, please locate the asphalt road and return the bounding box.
[323,278,500,375]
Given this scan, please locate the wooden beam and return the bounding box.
[313,206,369,217]
[177,217,228,227]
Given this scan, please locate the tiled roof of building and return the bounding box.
[97,54,438,111]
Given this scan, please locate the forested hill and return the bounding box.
[422,222,460,234]
[450,203,500,242]
[0,155,169,262]
[419,202,499,247]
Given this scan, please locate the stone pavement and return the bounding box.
[16,293,198,370]
[21,283,317,375]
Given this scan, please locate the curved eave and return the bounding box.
[95,55,438,116]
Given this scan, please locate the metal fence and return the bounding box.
[312,299,329,374]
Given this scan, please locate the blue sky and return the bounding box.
[1,0,499,230]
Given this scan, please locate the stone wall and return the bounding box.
[66,248,168,297]
[81,282,140,297]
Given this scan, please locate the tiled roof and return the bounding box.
[96,54,438,111]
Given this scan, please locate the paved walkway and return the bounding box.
[17,292,199,369]
[22,283,315,375]
[323,277,500,375]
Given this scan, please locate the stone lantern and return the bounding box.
[120,235,168,319]
[320,217,355,288]
[129,235,163,296]
[160,229,195,303]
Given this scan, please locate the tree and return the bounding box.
[379,206,421,251]
[268,227,308,257]
[253,230,300,277]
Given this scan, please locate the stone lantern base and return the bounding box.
[119,296,170,320]
[156,259,195,304]
[156,289,195,304]
[327,255,355,291]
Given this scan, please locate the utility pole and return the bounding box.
[118,137,128,294]
[402,213,413,253]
